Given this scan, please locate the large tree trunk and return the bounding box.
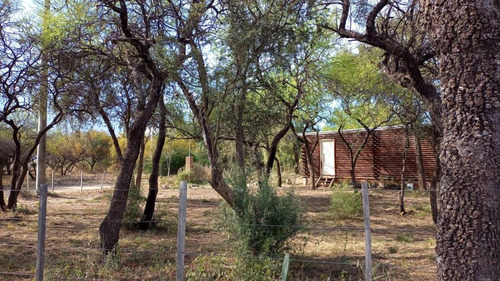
[429,154,440,226]
[139,97,166,230]
[422,1,500,279]
[414,133,427,190]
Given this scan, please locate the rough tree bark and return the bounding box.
[421,1,500,279]
[429,150,440,226]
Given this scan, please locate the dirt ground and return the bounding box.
[0,180,437,280]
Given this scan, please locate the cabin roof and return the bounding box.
[304,125,405,136]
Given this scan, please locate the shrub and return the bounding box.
[186,254,281,281]
[219,182,303,257]
[123,179,145,229]
[186,255,230,281]
[396,233,414,243]
[329,190,363,219]
[177,163,210,184]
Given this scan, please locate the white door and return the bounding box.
[320,140,335,176]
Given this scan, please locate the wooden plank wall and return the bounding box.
[301,128,437,184]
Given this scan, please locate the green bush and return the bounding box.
[177,170,194,183]
[177,163,210,184]
[396,233,414,243]
[186,255,230,281]
[123,179,145,229]
[329,190,363,219]
[185,254,281,281]
[219,182,303,257]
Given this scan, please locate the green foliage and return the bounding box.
[123,179,145,229]
[83,130,112,172]
[176,163,210,184]
[219,182,303,257]
[388,246,399,254]
[177,170,194,183]
[323,48,404,129]
[144,138,208,175]
[329,190,363,219]
[396,233,414,243]
[186,254,230,281]
[186,254,281,281]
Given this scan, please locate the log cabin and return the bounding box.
[301,126,437,188]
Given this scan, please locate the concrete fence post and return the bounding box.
[36,184,48,281]
[80,170,83,192]
[100,170,106,191]
[176,181,188,281]
[51,169,54,192]
[361,181,372,281]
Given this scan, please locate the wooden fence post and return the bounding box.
[36,184,48,281]
[176,181,188,281]
[80,170,83,192]
[361,181,372,281]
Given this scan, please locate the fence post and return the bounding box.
[27,174,30,194]
[80,170,83,192]
[281,253,290,281]
[36,184,48,281]
[176,181,188,281]
[51,169,54,192]
[361,182,372,281]
[100,170,106,191]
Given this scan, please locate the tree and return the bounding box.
[47,131,86,175]
[0,131,14,210]
[323,0,499,278]
[0,0,69,210]
[139,96,166,230]
[420,1,500,279]
[324,50,394,187]
[93,0,170,253]
[389,88,424,215]
[82,130,112,173]
[291,120,321,189]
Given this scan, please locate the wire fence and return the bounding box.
[0,181,437,281]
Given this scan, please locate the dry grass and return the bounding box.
[0,179,437,280]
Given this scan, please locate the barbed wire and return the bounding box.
[1,183,438,280]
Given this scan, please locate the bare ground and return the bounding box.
[0,180,437,280]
